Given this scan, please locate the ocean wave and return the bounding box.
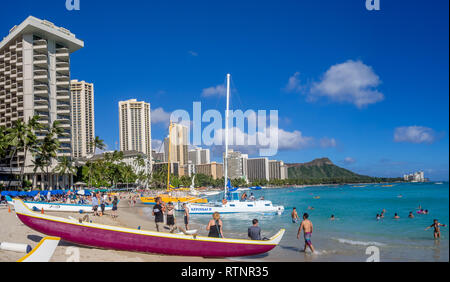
[333,238,386,247]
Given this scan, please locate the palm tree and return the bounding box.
[40,121,63,189]
[5,119,27,187]
[91,136,106,154]
[31,155,47,189]
[53,156,76,189]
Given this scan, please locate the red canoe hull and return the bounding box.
[17,213,277,257]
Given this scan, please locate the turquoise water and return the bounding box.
[143,182,449,262]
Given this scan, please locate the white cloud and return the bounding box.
[319,137,337,148]
[284,72,303,93]
[152,139,164,152]
[209,126,334,157]
[151,107,171,124]
[343,157,356,164]
[394,126,436,144]
[201,84,226,97]
[309,60,384,108]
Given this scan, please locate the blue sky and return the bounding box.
[1,0,448,180]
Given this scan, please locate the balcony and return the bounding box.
[34,83,48,90]
[56,78,69,84]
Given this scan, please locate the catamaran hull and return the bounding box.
[7,199,112,213]
[187,201,285,214]
[13,199,284,258]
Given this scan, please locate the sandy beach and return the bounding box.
[0,197,228,262]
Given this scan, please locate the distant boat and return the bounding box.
[435,182,444,185]
[12,198,285,257]
[380,184,394,187]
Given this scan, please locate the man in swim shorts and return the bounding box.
[297,213,315,253]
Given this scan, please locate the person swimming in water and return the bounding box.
[330,214,335,221]
[376,214,381,220]
[394,213,400,219]
[408,212,414,218]
[425,219,447,239]
[297,213,315,253]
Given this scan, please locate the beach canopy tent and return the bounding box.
[1,189,93,198]
[76,189,92,196]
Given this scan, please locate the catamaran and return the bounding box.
[187,74,284,215]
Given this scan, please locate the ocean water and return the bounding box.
[141,182,449,262]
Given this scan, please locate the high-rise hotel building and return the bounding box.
[164,123,188,165]
[71,79,95,158]
[0,16,83,185]
[118,99,152,157]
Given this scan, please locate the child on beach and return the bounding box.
[425,219,447,239]
[297,213,315,253]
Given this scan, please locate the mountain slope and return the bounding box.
[287,158,370,179]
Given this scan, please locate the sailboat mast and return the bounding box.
[167,121,172,191]
[224,73,230,196]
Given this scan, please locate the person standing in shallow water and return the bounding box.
[291,207,299,223]
[297,213,315,253]
[207,212,224,238]
[425,219,447,239]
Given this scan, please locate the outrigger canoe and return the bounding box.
[13,199,285,257]
[6,196,112,213]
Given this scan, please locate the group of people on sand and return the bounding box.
[91,192,119,219]
[151,197,266,241]
[152,197,190,233]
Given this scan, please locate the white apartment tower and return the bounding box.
[188,147,210,165]
[71,79,95,158]
[164,123,188,165]
[0,16,83,186]
[118,99,152,157]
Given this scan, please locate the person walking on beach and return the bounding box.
[99,195,105,217]
[291,207,299,223]
[297,213,315,253]
[425,219,447,239]
[166,202,176,233]
[207,212,224,238]
[152,197,165,232]
[248,219,262,240]
[183,203,190,230]
[92,195,99,216]
[111,196,118,220]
